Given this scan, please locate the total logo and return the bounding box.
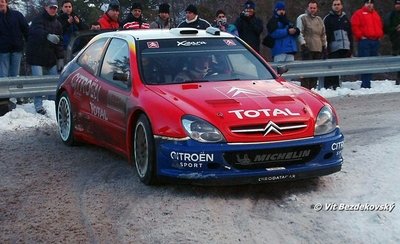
[229,108,301,119]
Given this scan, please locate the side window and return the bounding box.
[100,38,131,89]
[77,38,108,75]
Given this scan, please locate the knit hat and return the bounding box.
[363,0,374,4]
[108,0,119,11]
[185,4,198,15]
[275,2,285,10]
[46,0,58,8]
[215,9,226,17]
[395,0,400,4]
[159,3,170,13]
[130,2,142,10]
[244,0,256,9]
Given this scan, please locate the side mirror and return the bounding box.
[113,72,129,82]
[277,65,288,75]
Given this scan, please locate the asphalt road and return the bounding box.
[1,92,399,243]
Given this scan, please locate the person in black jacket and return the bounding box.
[234,1,263,53]
[384,0,400,85]
[323,0,353,89]
[26,0,64,115]
[0,0,29,114]
[177,4,211,29]
[58,0,87,50]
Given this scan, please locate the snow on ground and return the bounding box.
[1,79,399,131]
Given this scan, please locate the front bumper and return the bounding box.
[154,128,344,185]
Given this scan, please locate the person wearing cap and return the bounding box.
[98,0,120,30]
[323,0,353,90]
[58,0,87,50]
[122,2,150,29]
[213,10,238,36]
[266,2,299,62]
[384,0,400,85]
[234,1,263,53]
[177,4,211,30]
[26,0,64,115]
[150,3,173,29]
[296,0,327,89]
[351,0,384,89]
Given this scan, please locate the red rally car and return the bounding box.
[56,28,344,185]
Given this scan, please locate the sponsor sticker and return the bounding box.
[147,41,159,48]
[223,39,236,46]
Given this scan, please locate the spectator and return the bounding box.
[266,2,300,62]
[122,2,150,29]
[26,0,64,115]
[213,10,238,36]
[0,0,29,112]
[351,0,384,89]
[150,3,173,29]
[234,1,263,53]
[89,22,101,30]
[0,0,28,78]
[296,0,327,89]
[98,0,120,30]
[384,0,400,85]
[323,0,353,90]
[58,0,87,50]
[177,4,211,30]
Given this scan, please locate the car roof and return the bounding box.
[94,28,235,41]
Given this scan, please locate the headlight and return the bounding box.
[182,115,225,143]
[315,106,337,135]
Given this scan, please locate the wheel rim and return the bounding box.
[57,97,71,141]
[134,122,149,178]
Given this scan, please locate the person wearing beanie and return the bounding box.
[351,0,384,88]
[122,2,150,29]
[212,9,238,36]
[323,0,353,90]
[265,1,300,62]
[177,4,211,29]
[150,3,173,29]
[234,0,264,53]
[384,0,400,85]
[296,0,327,89]
[98,0,120,29]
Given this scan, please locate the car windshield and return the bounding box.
[138,38,275,85]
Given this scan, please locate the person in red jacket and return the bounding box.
[351,0,383,88]
[98,0,120,30]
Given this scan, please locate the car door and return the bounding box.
[93,38,132,152]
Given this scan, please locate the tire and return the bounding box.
[133,114,157,185]
[57,92,75,146]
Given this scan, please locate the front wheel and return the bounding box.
[133,114,157,185]
[57,92,75,146]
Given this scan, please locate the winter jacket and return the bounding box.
[267,14,299,57]
[58,11,87,49]
[0,7,28,53]
[324,11,353,54]
[384,10,400,52]
[150,16,172,29]
[177,15,211,30]
[296,12,327,52]
[122,13,150,29]
[234,14,263,53]
[98,13,119,30]
[351,6,383,42]
[26,10,64,67]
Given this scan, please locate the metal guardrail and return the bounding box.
[0,75,58,99]
[0,56,400,99]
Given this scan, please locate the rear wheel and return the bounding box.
[57,92,75,146]
[134,114,157,185]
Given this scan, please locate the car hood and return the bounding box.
[148,80,326,142]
